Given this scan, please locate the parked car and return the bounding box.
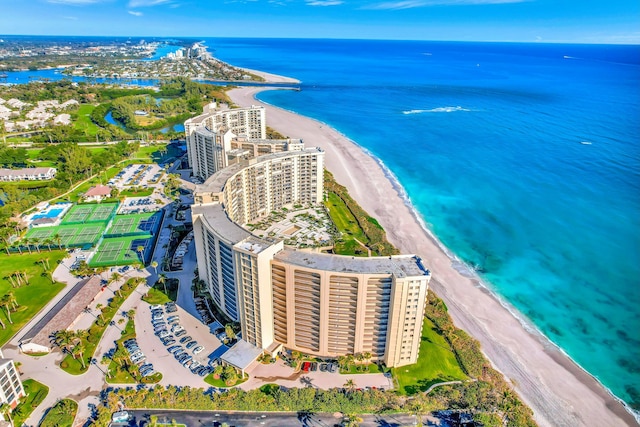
[175,330,187,337]
[167,345,181,353]
[179,335,192,344]
[192,345,204,355]
[185,341,198,350]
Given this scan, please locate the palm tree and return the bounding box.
[136,245,145,263]
[151,260,158,275]
[0,295,13,324]
[54,330,75,355]
[344,379,356,393]
[42,238,53,251]
[0,316,5,330]
[0,403,14,427]
[32,237,41,253]
[23,238,32,254]
[53,233,62,249]
[6,292,18,310]
[157,274,167,295]
[72,341,87,369]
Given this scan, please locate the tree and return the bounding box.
[54,330,75,355]
[110,271,122,285]
[0,295,13,324]
[151,260,158,275]
[344,379,356,393]
[157,274,167,295]
[225,323,236,341]
[0,403,14,427]
[136,245,145,263]
[72,340,87,369]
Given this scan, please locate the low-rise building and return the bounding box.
[0,167,57,182]
[83,184,112,202]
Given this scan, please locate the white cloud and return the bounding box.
[128,10,143,15]
[47,0,102,4]
[128,0,174,6]
[364,0,527,9]
[306,0,343,5]
[63,15,79,20]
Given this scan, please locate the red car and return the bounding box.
[302,362,311,372]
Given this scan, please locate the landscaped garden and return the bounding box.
[55,277,145,375]
[392,316,467,395]
[38,398,78,427]
[11,379,49,427]
[0,251,66,345]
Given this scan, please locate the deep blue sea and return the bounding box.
[2,37,639,412]
[205,39,640,411]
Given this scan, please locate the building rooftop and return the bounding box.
[275,250,430,277]
[192,203,252,244]
[84,184,112,197]
[220,339,263,371]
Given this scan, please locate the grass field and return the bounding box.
[325,191,370,257]
[120,188,154,197]
[0,251,66,345]
[12,379,50,427]
[38,398,78,427]
[73,104,100,137]
[392,316,467,395]
[141,287,171,305]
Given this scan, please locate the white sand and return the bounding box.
[240,67,300,84]
[228,86,638,427]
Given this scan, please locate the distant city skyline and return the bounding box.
[1,0,639,44]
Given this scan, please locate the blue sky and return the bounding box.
[1,0,638,43]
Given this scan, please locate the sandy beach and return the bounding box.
[228,85,638,427]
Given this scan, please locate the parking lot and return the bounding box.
[134,300,226,387]
[109,163,164,189]
[118,196,162,214]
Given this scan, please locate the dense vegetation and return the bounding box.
[0,140,138,229]
[324,170,398,256]
[38,399,78,427]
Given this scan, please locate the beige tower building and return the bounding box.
[191,145,432,367]
[185,103,267,180]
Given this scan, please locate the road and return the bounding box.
[128,409,447,427]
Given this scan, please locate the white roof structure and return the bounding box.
[220,339,262,375]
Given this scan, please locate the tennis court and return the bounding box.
[61,205,94,224]
[24,222,106,248]
[89,235,155,267]
[60,202,118,225]
[104,211,163,237]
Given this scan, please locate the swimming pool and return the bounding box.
[32,208,64,220]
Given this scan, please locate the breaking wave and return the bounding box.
[403,106,472,114]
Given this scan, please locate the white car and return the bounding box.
[192,345,204,355]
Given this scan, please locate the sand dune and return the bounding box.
[228,85,638,427]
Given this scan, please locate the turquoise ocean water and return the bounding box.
[206,39,640,412]
[2,37,638,413]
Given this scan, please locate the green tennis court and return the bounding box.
[60,202,118,225]
[89,235,155,267]
[24,222,106,248]
[104,211,162,237]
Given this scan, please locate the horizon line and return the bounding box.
[0,34,639,46]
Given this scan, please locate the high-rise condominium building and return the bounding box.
[185,103,267,180]
[0,349,24,409]
[191,146,432,367]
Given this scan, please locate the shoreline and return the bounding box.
[227,85,639,427]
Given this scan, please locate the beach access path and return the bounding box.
[227,86,638,427]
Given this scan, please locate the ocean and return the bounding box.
[3,37,639,413]
[205,39,640,412]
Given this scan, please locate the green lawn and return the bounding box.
[325,191,370,257]
[120,188,154,197]
[142,287,171,305]
[0,251,66,345]
[392,316,467,395]
[12,379,49,427]
[134,143,169,162]
[73,104,100,137]
[38,398,77,427]
[204,373,248,388]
